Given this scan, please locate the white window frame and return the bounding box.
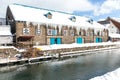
[36,27,41,35]
[70,30,74,36]
[47,29,52,35]
[63,30,67,36]
[23,28,30,35]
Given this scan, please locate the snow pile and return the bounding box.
[33,42,120,51]
[0,25,12,35]
[90,68,120,80]
[0,46,16,49]
[109,33,120,38]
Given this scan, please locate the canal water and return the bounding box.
[0,48,120,80]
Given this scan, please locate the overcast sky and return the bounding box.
[1,0,120,21]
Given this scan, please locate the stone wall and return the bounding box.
[15,22,109,46]
[34,44,116,57]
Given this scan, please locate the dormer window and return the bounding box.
[69,16,76,22]
[87,19,93,24]
[44,12,52,19]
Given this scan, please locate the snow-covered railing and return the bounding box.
[33,42,119,51]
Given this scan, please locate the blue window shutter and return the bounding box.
[96,38,98,43]
[57,38,61,44]
[50,38,55,45]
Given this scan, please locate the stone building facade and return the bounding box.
[6,4,108,46]
[13,21,108,45]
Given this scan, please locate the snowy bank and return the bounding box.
[33,42,120,51]
[90,68,120,80]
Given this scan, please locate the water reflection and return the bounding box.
[0,49,120,80]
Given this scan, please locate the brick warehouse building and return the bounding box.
[6,4,108,46]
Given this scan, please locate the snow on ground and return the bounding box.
[0,46,27,52]
[90,68,120,80]
[109,33,120,38]
[0,46,16,49]
[33,42,120,51]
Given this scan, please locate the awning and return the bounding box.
[17,36,34,41]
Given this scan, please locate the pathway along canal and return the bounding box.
[0,48,120,80]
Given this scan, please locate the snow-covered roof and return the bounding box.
[8,4,106,30]
[0,25,12,35]
[112,17,120,22]
[109,33,120,38]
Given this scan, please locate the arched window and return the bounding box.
[83,29,86,36]
[35,25,41,35]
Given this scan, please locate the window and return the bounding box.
[79,32,81,35]
[63,30,67,36]
[47,29,57,36]
[97,31,100,36]
[23,28,30,34]
[36,28,41,35]
[52,30,57,36]
[87,19,93,24]
[70,30,74,36]
[47,29,52,35]
[80,31,84,36]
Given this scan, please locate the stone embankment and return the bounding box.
[0,42,120,66]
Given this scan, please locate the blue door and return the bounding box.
[50,38,55,45]
[96,38,99,43]
[57,38,61,44]
[96,38,102,43]
[50,38,62,45]
[77,38,83,44]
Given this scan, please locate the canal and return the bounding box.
[0,48,120,80]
